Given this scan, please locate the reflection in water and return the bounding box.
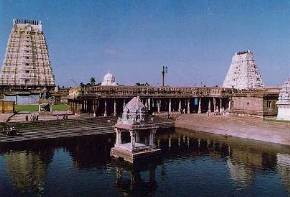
[1,129,290,196]
[227,159,254,187]
[277,153,290,193]
[4,147,53,195]
[113,161,160,196]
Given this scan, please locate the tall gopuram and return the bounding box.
[223,50,264,90]
[276,79,290,121]
[0,19,55,90]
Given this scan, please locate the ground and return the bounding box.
[175,114,290,146]
[15,103,69,112]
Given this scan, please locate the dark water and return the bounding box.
[1,128,290,197]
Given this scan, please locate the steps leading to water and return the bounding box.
[0,116,174,144]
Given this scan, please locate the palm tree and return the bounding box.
[90,77,96,85]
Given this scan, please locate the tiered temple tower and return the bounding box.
[223,50,264,90]
[0,19,55,89]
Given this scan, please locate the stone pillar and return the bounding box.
[148,98,151,110]
[187,99,190,114]
[178,136,181,147]
[168,98,172,113]
[187,137,190,148]
[178,99,181,113]
[213,97,216,112]
[149,129,155,146]
[228,99,232,111]
[130,130,135,149]
[168,136,172,148]
[104,99,107,117]
[113,99,117,116]
[157,100,161,113]
[198,98,201,114]
[208,98,211,112]
[219,98,223,112]
[115,129,121,145]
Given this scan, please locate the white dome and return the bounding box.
[101,72,117,86]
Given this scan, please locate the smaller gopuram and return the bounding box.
[110,96,161,163]
[223,50,264,90]
[277,79,290,120]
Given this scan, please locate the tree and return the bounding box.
[90,77,96,85]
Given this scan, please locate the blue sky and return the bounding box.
[1,0,290,87]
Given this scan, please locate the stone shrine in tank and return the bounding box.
[223,50,264,90]
[277,79,290,121]
[110,96,161,163]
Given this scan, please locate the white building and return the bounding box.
[101,72,117,86]
[277,80,290,121]
[223,50,264,90]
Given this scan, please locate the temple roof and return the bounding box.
[124,96,145,113]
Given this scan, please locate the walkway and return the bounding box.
[175,114,290,146]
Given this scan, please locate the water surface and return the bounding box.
[0,128,290,196]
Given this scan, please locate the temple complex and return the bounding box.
[276,79,290,120]
[110,96,161,163]
[68,85,279,118]
[101,72,117,86]
[223,50,264,90]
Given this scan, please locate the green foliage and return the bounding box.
[15,105,38,112]
[15,104,69,112]
[90,77,96,85]
[52,103,69,111]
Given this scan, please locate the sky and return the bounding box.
[1,0,290,87]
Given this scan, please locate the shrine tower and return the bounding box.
[0,19,55,89]
[223,50,264,90]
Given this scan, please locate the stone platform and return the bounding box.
[111,145,161,163]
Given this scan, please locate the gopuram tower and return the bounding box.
[223,50,264,90]
[0,19,55,90]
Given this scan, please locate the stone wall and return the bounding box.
[231,96,264,116]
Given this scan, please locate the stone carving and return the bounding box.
[0,19,55,87]
[119,96,149,125]
[223,50,264,90]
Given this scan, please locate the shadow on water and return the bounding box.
[1,128,290,196]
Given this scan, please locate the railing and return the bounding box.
[79,85,233,98]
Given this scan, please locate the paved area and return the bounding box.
[7,111,80,122]
[175,114,290,146]
[0,113,14,122]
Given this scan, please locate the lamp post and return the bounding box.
[161,65,168,86]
